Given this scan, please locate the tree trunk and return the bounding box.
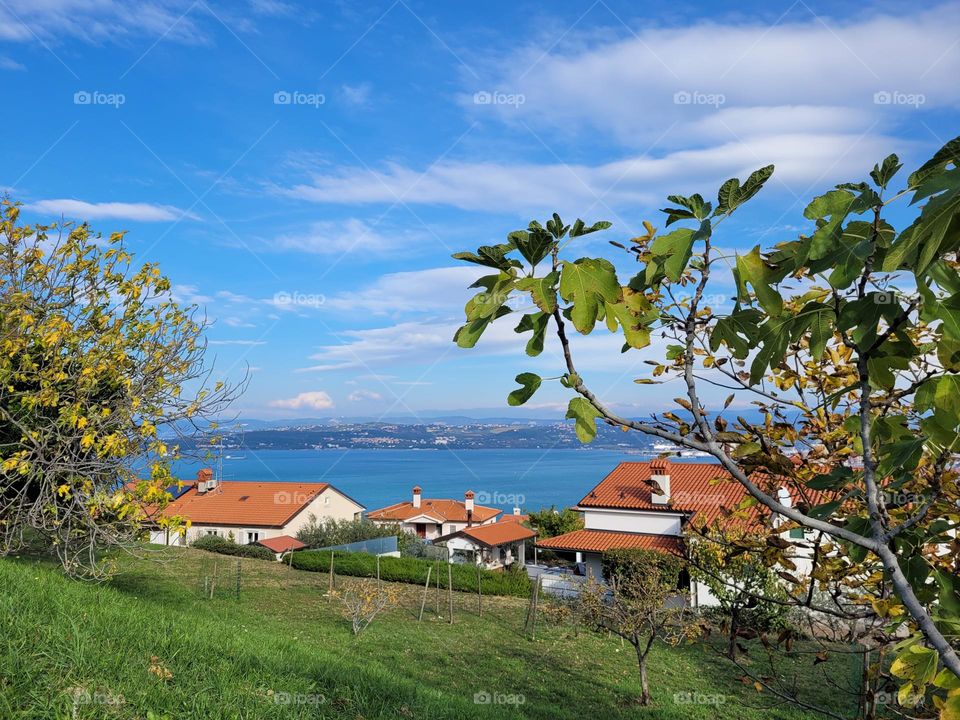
[634,634,653,706]
[727,606,740,659]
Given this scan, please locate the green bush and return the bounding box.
[296,516,398,548]
[191,534,275,561]
[290,550,531,597]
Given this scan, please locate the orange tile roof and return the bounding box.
[457,522,536,548]
[498,513,530,524]
[537,529,684,554]
[367,498,500,524]
[164,481,332,527]
[578,461,754,525]
[256,535,307,553]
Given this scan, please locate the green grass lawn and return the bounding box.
[0,548,864,719]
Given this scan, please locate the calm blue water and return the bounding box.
[171,448,657,513]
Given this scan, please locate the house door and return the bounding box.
[415,523,426,538]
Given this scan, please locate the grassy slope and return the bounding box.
[0,549,863,719]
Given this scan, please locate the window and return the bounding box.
[789,527,805,539]
[205,530,219,537]
[246,531,260,544]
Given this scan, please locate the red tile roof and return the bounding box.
[456,522,536,548]
[577,460,753,525]
[164,481,332,527]
[498,513,530,524]
[367,498,500,524]
[537,529,683,554]
[256,535,307,553]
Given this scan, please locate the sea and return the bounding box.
[171,448,718,513]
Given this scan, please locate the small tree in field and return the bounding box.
[335,579,399,636]
[687,530,790,659]
[452,137,960,714]
[0,200,241,578]
[527,505,583,538]
[578,549,699,706]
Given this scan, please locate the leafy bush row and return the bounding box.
[191,534,275,561]
[291,550,531,597]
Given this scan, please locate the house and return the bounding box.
[147,469,365,546]
[537,459,816,606]
[366,486,500,539]
[436,522,536,569]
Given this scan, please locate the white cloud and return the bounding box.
[0,56,24,71]
[340,82,373,107]
[171,284,213,305]
[279,131,899,213]
[270,390,335,410]
[0,0,207,44]
[464,4,960,143]
[322,266,482,315]
[26,199,195,222]
[264,218,421,255]
[277,5,956,214]
[348,389,383,402]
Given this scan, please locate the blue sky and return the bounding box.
[2,0,958,420]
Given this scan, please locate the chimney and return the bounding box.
[465,490,475,526]
[196,468,214,494]
[650,459,671,505]
[412,486,421,509]
[513,506,521,516]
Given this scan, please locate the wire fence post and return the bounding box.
[447,561,454,625]
[418,565,432,622]
[236,558,241,600]
[476,555,482,617]
[327,551,335,598]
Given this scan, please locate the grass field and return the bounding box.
[0,548,866,719]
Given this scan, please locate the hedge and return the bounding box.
[191,535,276,561]
[290,550,531,598]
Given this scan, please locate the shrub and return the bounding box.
[290,550,531,597]
[296,516,398,548]
[191,535,275,561]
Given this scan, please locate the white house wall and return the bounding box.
[583,508,683,535]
